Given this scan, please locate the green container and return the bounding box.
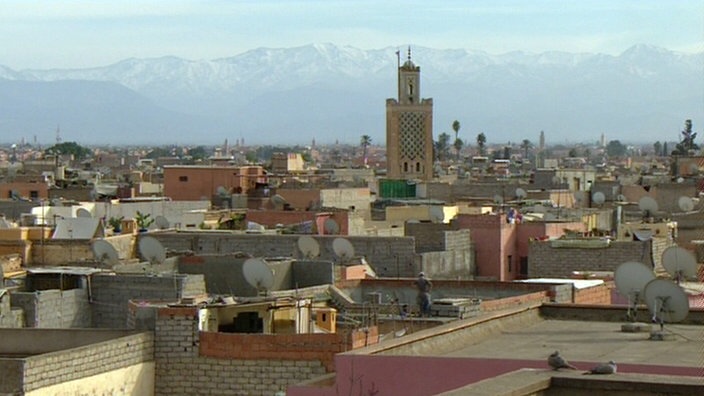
[379,179,416,198]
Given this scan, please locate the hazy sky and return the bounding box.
[2,0,702,69]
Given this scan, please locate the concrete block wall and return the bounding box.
[405,223,454,253]
[10,288,91,328]
[30,239,93,266]
[21,332,153,393]
[420,250,474,279]
[91,273,206,328]
[528,239,674,278]
[0,292,23,328]
[149,306,332,396]
[154,233,421,278]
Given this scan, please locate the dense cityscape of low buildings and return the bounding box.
[0,53,702,396]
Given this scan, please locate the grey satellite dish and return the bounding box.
[616,194,627,202]
[644,279,690,336]
[493,195,504,204]
[139,236,167,264]
[271,194,287,208]
[678,196,694,212]
[92,239,120,266]
[324,218,340,235]
[638,196,658,216]
[661,246,698,282]
[332,237,355,264]
[243,258,274,295]
[76,208,92,218]
[297,235,320,259]
[632,229,653,241]
[688,162,699,174]
[216,186,230,197]
[0,216,10,229]
[615,261,655,322]
[155,215,170,230]
[429,206,444,223]
[515,188,527,199]
[676,177,685,184]
[592,191,606,205]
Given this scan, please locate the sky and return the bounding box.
[1,0,702,70]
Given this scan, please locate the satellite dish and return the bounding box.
[644,279,690,331]
[614,261,655,322]
[493,195,504,204]
[661,246,698,282]
[139,236,167,264]
[676,177,685,183]
[515,188,527,199]
[324,218,340,235]
[51,198,62,206]
[678,196,694,212]
[271,194,287,208]
[243,258,274,295]
[216,186,230,197]
[552,176,562,185]
[332,237,355,264]
[616,194,627,202]
[0,216,10,229]
[297,235,320,259]
[429,206,444,223]
[155,215,170,230]
[76,208,92,218]
[407,219,420,224]
[632,229,653,241]
[638,197,658,216]
[592,191,606,205]
[91,239,120,266]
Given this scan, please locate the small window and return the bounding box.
[416,162,421,172]
[404,162,408,172]
[179,176,188,182]
[507,255,512,272]
[29,190,39,199]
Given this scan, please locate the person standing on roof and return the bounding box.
[415,272,433,317]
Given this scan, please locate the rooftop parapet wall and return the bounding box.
[10,288,91,328]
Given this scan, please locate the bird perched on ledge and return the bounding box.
[584,361,617,375]
[547,351,578,370]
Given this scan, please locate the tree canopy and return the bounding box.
[44,141,92,160]
[605,140,627,157]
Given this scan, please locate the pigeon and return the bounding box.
[547,351,578,370]
[584,361,617,375]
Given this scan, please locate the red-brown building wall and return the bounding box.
[163,166,267,201]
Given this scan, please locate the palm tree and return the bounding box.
[452,120,461,160]
[360,134,372,166]
[476,132,487,156]
[453,138,464,162]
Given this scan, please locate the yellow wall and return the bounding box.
[27,362,155,396]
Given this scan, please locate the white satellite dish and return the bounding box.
[271,194,287,208]
[515,188,527,199]
[638,196,658,216]
[297,235,320,259]
[429,206,444,223]
[493,195,504,204]
[91,239,120,266]
[324,218,340,235]
[243,258,274,295]
[661,246,698,282]
[332,237,355,264]
[644,279,690,336]
[592,191,606,205]
[632,229,653,241]
[155,215,170,230]
[139,236,167,264]
[616,194,627,202]
[614,261,655,322]
[76,208,92,218]
[678,196,694,212]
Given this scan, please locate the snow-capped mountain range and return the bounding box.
[0,43,701,145]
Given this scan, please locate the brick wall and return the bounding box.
[30,239,93,266]
[91,273,206,328]
[18,332,153,393]
[528,238,674,278]
[10,288,91,328]
[0,292,23,328]
[573,282,613,305]
[480,291,549,312]
[149,306,348,396]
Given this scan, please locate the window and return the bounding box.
[404,162,408,172]
[507,255,512,272]
[29,190,39,199]
[179,176,188,182]
[416,162,421,172]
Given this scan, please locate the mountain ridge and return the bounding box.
[1,43,701,145]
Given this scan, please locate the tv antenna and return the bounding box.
[638,196,658,219]
[323,218,340,235]
[243,258,274,296]
[139,235,167,265]
[592,191,605,206]
[332,237,355,265]
[644,279,690,340]
[91,239,120,267]
[76,207,92,218]
[661,246,697,284]
[614,261,655,327]
[154,215,170,230]
[297,235,320,259]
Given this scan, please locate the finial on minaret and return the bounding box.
[407,46,412,62]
